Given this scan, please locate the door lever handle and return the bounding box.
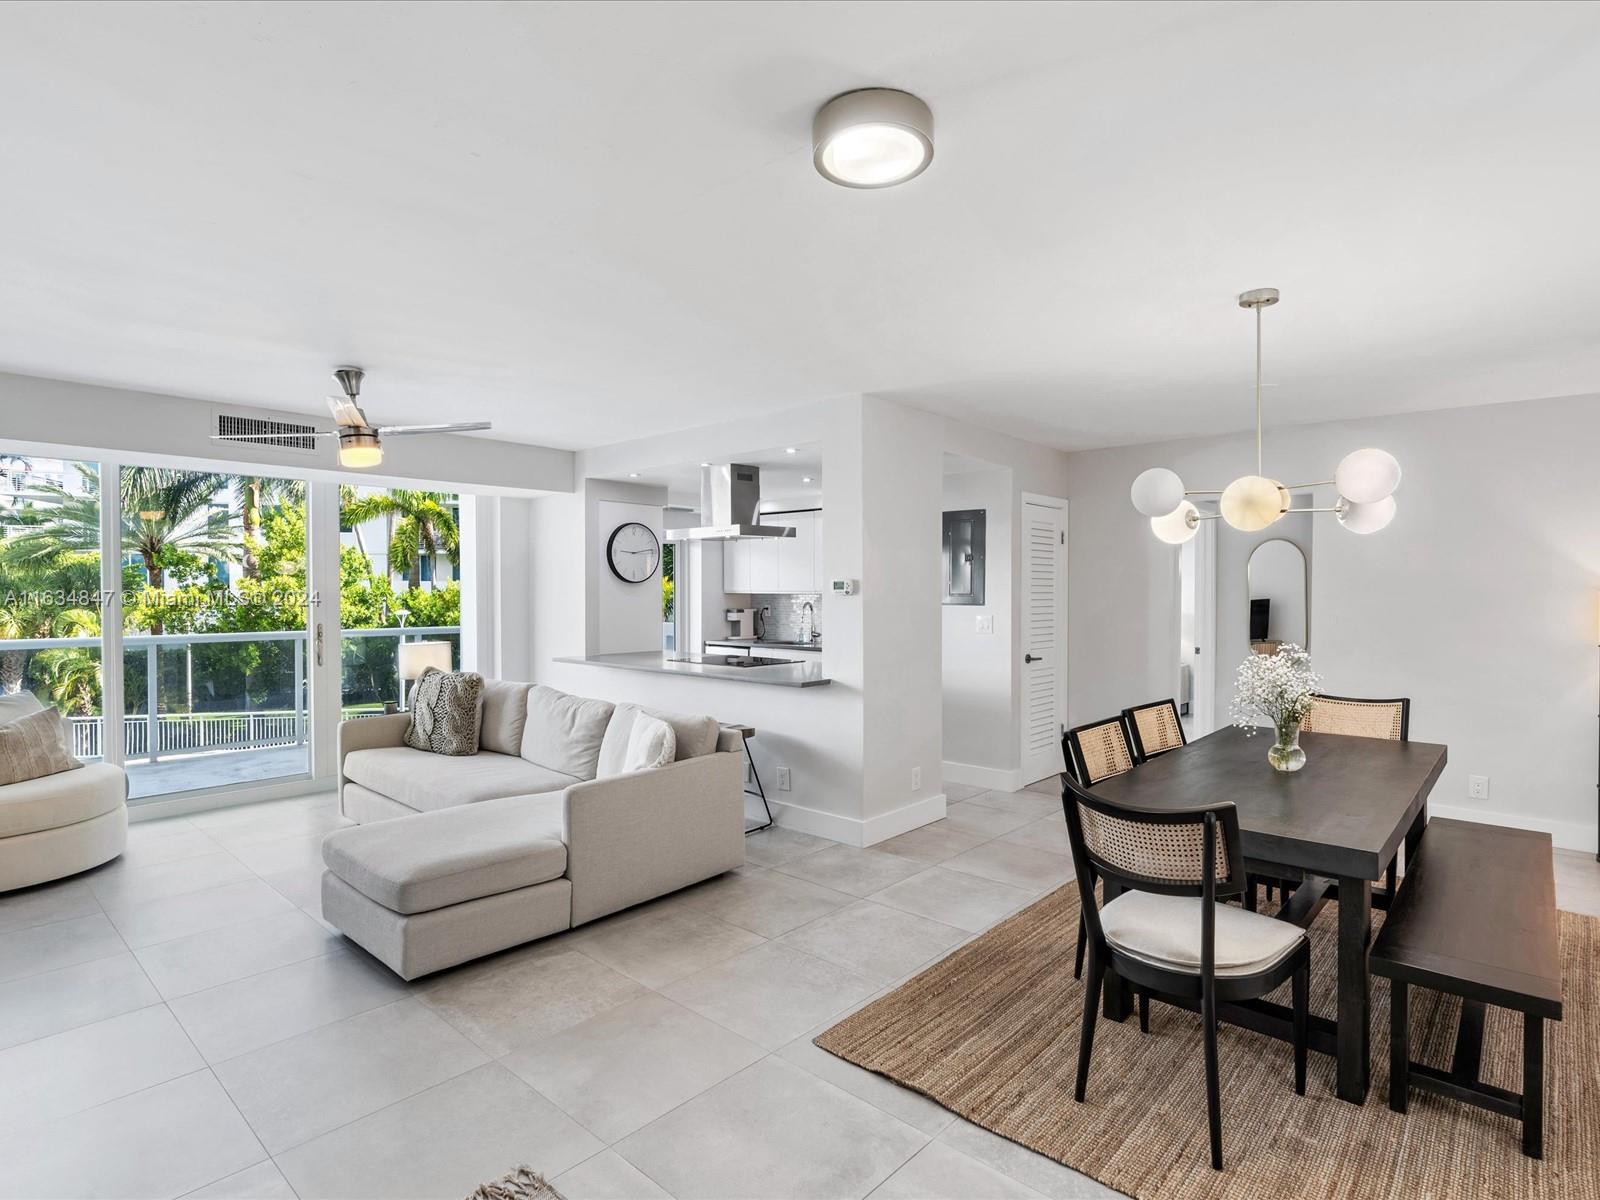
[315,624,324,668]
[1024,653,1040,664]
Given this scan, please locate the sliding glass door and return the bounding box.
[116,467,311,799]
[3,448,475,805]
[0,454,105,761]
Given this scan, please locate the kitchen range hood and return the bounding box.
[683,464,795,540]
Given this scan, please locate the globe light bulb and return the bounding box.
[1130,467,1185,518]
[1219,475,1288,532]
[1337,495,1397,534]
[1334,448,1401,504]
[1151,500,1200,545]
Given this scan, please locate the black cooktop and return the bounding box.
[671,654,799,668]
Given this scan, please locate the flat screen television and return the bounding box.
[1250,598,1271,642]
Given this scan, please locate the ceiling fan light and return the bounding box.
[1337,494,1396,534]
[813,89,933,188]
[1219,475,1288,532]
[337,432,383,470]
[1335,448,1401,504]
[1130,467,1186,518]
[1151,500,1200,545]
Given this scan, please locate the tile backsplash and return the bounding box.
[752,593,822,643]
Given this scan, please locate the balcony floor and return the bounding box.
[125,743,311,800]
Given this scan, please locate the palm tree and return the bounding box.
[6,465,239,633]
[0,553,103,694]
[341,490,459,591]
[237,476,303,578]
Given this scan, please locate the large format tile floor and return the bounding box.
[1,779,1596,1200]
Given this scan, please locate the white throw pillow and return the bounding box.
[621,713,676,773]
[597,703,720,777]
[0,691,45,727]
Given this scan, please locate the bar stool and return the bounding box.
[721,724,773,833]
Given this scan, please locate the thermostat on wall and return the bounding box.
[831,578,857,596]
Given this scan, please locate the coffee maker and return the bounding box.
[725,608,757,640]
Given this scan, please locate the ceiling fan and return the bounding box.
[211,368,491,469]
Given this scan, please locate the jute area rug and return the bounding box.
[815,886,1598,1200]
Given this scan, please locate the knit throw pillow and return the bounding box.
[405,668,484,755]
[0,707,85,786]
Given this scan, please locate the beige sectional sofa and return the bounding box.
[323,680,746,978]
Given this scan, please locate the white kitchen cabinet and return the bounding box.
[722,538,750,592]
[720,511,823,594]
[747,535,780,593]
[777,512,815,592]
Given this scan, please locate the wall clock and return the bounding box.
[605,522,661,583]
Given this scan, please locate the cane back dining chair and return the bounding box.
[1062,776,1310,1171]
[1122,698,1187,762]
[1303,693,1412,897]
[1061,716,1138,978]
[1301,693,1410,741]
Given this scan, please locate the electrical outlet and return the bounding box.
[1468,774,1489,800]
[975,613,994,634]
[911,766,922,791]
[776,766,792,791]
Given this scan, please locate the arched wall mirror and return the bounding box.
[1247,538,1308,652]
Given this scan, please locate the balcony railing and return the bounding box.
[2,625,458,764]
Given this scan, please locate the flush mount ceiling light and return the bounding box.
[1130,289,1401,544]
[813,88,933,188]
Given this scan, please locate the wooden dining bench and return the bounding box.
[1371,819,1563,1158]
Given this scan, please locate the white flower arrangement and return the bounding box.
[1229,644,1321,735]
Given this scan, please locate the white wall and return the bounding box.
[858,398,944,823]
[1062,392,1600,852]
[941,467,1014,781]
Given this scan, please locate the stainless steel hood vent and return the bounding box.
[683,464,795,540]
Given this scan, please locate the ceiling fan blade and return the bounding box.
[327,396,371,428]
[211,430,339,441]
[376,422,493,435]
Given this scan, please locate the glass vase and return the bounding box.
[1268,718,1306,772]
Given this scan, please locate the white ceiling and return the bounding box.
[2,2,1597,453]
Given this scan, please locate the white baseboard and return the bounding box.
[766,792,947,848]
[1428,803,1597,855]
[128,775,336,822]
[943,760,1025,793]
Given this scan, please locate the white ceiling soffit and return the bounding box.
[0,2,1597,453]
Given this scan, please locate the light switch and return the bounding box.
[975,613,994,634]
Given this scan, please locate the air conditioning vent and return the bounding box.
[215,413,319,452]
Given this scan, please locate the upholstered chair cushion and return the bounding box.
[1100,890,1305,977]
[621,713,677,773]
[521,686,615,780]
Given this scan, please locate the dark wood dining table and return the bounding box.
[1089,725,1447,1103]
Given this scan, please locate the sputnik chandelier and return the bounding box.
[1131,288,1401,544]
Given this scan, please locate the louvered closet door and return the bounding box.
[1021,499,1066,784]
